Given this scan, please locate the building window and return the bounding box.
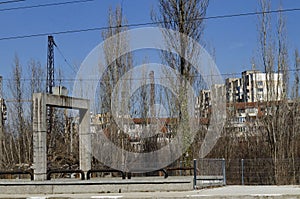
[238,117,246,123]
[247,108,257,113]
[130,123,135,130]
[238,109,245,113]
[239,127,246,132]
[257,81,263,86]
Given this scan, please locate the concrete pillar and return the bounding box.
[79,108,91,175]
[0,99,3,169]
[32,93,47,181]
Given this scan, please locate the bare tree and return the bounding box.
[92,5,134,170]
[256,0,294,184]
[152,0,209,165]
[7,55,26,165]
[288,49,300,184]
[4,56,44,169]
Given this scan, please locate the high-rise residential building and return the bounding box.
[195,70,284,118]
[224,70,284,103]
[195,84,225,118]
[195,89,211,118]
[226,78,243,102]
[241,70,283,103]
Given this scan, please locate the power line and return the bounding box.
[1,6,300,41]
[1,68,299,82]
[202,7,300,20]
[54,44,78,73]
[0,0,96,12]
[0,0,25,5]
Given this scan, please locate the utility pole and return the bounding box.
[46,36,55,155]
[46,35,55,94]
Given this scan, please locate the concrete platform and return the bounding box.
[0,185,300,198]
[0,176,193,195]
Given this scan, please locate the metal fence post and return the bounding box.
[180,161,182,176]
[193,159,197,189]
[222,158,226,185]
[241,159,244,185]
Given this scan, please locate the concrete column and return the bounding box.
[79,107,91,175]
[0,99,3,169]
[32,93,47,180]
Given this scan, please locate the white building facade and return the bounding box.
[241,70,284,103]
[225,70,284,103]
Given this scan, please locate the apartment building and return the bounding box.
[226,70,284,103]
[91,114,176,152]
[195,70,284,136]
[195,84,226,118]
[226,102,263,136]
[226,78,243,102]
[195,89,210,118]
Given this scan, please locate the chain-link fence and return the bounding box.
[226,158,300,185]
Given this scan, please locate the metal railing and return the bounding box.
[87,169,126,180]
[127,168,168,179]
[0,170,34,180]
[47,169,85,180]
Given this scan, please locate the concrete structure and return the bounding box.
[0,99,2,169]
[197,70,284,109]
[195,89,210,118]
[224,70,284,103]
[52,86,68,96]
[91,116,175,152]
[241,70,284,102]
[195,84,225,118]
[195,70,284,135]
[1,183,300,198]
[0,176,193,195]
[0,76,2,169]
[224,70,285,103]
[226,102,262,136]
[226,78,242,102]
[32,93,90,180]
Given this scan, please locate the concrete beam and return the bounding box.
[44,93,89,110]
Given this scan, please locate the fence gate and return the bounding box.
[193,158,226,189]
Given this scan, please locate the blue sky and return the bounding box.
[1,0,300,90]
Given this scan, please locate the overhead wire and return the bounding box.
[1,68,299,83]
[54,43,78,73]
[0,0,96,12]
[0,2,299,85]
[0,0,25,5]
[1,6,300,41]
[1,2,298,102]
[0,0,96,76]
